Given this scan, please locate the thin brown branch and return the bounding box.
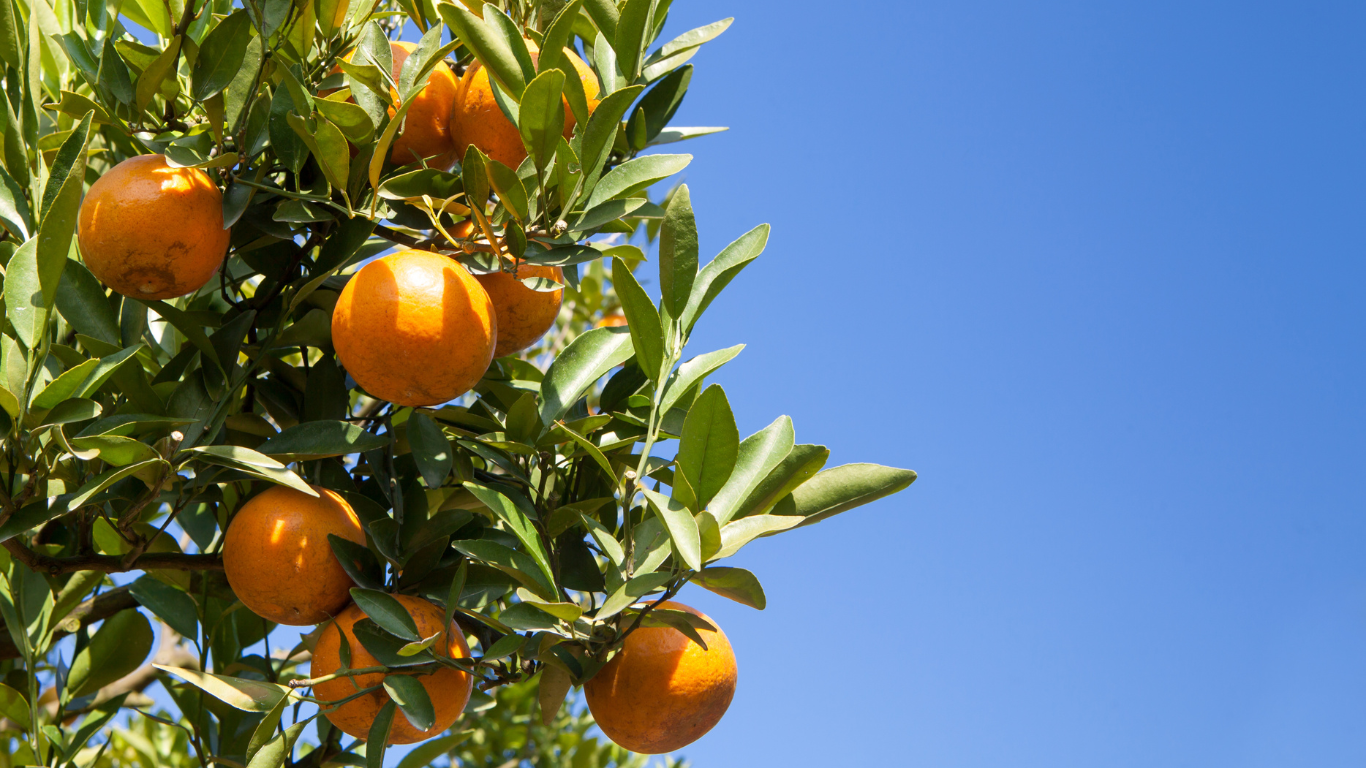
[2,539,223,576]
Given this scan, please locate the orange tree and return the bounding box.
[0,0,915,765]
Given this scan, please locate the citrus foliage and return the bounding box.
[0,0,916,765]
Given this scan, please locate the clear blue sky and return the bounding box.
[654,1,1366,766]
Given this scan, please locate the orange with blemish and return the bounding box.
[311,596,473,743]
[584,602,737,754]
[331,250,496,406]
[77,154,229,299]
[222,485,366,626]
[475,263,563,357]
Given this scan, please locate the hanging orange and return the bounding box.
[331,250,496,407]
[475,263,564,357]
[584,602,738,754]
[222,485,367,626]
[311,596,473,744]
[76,154,229,300]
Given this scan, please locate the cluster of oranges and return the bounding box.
[73,40,736,755]
[219,484,736,752]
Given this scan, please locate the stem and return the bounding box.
[288,665,388,688]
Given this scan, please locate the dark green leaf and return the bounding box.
[583,0,618,40]
[635,64,691,142]
[640,488,701,571]
[694,566,765,609]
[462,482,557,597]
[676,384,738,512]
[734,443,829,519]
[258,421,390,461]
[383,675,436,731]
[777,463,918,528]
[576,85,643,193]
[407,412,452,488]
[708,416,795,525]
[583,153,691,210]
[658,184,697,317]
[438,3,526,99]
[613,0,652,83]
[365,702,395,768]
[611,258,663,380]
[538,327,633,425]
[659,344,744,416]
[129,575,198,639]
[350,588,421,641]
[681,223,769,333]
[597,571,672,620]
[517,69,565,170]
[191,11,253,100]
[68,608,152,696]
[641,17,732,82]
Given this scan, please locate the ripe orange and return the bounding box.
[331,250,496,407]
[329,42,459,169]
[76,154,229,300]
[596,312,628,328]
[451,219,476,240]
[311,596,473,744]
[475,263,563,357]
[584,602,737,754]
[450,42,602,169]
[222,485,366,626]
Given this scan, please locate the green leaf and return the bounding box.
[633,64,691,142]
[676,384,738,512]
[451,540,556,600]
[351,619,436,667]
[713,513,801,560]
[73,344,142,399]
[648,125,728,147]
[37,113,93,299]
[135,36,180,115]
[0,498,73,545]
[407,412,452,488]
[485,159,529,222]
[576,85,643,191]
[129,575,198,639]
[316,97,375,145]
[246,718,305,768]
[596,572,671,621]
[0,0,19,71]
[708,416,795,525]
[378,168,463,201]
[393,733,473,768]
[31,358,100,411]
[185,446,315,496]
[257,421,390,461]
[659,344,744,416]
[538,327,634,425]
[555,421,615,481]
[613,0,652,83]
[289,112,350,196]
[462,144,489,210]
[438,3,526,99]
[583,0,618,40]
[658,184,698,318]
[462,482,557,597]
[694,566,766,609]
[191,11,253,100]
[269,85,309,174]
[328,534,384,591]
[383,675,436,731]
[68,608,153,696]
[640,488,702,571]
[641,17,732,82]
[55,259,118,346]
[733,443,829,519]
[67,434,159,466]
[681,223,769,334]
[0,683,29,730]
[0,163,31,238]
[775,463,918,528]
[537,0,582,76]
[41,398,101,425]
[565,197,647,234]
[366,702,396,768]
[66,460,166,511]
[482,3,536,86]
[584,153,691,210]
[518,69,566,171]
[538,664,572,724]
[611,258,663,381]
[349,588,421,641]
[4,238,43,349]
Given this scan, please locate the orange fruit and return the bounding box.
[331,250,496,407]
[450,42,602,169]
[311,596,473,744]
[222,485,366,626]
[475,263,563,357]
[328,42,459,169]
[451,219,476,240]
[596,312,628,328]
[76,154,229,299]
[584,602,737,754]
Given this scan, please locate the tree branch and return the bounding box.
[2,540,223,576]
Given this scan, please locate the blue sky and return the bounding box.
[652,0,1366,766]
